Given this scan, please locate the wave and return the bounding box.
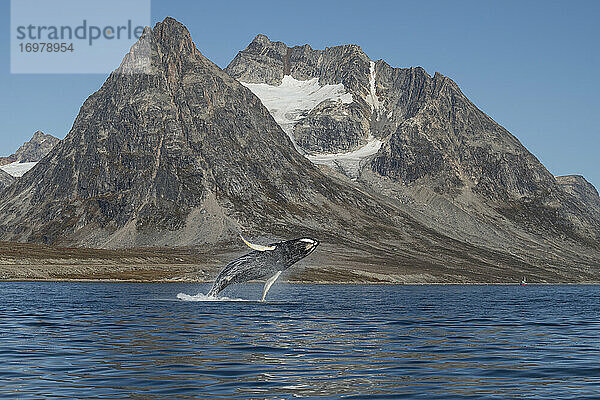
[176,292,250,302]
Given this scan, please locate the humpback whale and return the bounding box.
[207,236,319,301]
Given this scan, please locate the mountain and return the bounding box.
[0,19,598,283]
[0,131,60,178]
[0,130,60,165]
[0,18,395,250]
[12,130,60,163]
[226,35,600,247]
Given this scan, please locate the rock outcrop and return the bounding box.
[0,170,15,191]
[556,175,600,216]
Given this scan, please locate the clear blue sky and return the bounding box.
[1,0,598,189]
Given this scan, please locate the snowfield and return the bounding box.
[242,75,383,178]
[307,137,383,179]
[241,76,353,149]
[0,162,37,177]
[365,61,383,119]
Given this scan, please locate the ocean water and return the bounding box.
[1,283,599,399]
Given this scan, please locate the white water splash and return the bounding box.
[176,292,249,302]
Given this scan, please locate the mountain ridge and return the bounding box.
[0,130,60,165]
[226,34,600,247]
[0,19,406,250]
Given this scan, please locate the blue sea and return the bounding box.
[1,282,599,399]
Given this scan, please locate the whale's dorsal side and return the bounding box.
[240,234,276,251]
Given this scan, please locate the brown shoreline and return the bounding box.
[1,241,598,285]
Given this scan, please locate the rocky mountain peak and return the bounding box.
[115,17,206,76]
[227,35,600,244]
[251,34,272,46]
[0,17,381,248]
[1,130,60,165]
[153,17,197,55]
[31,130,45,140]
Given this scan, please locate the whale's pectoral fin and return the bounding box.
[261,271,282,302]
[240,235,276,251]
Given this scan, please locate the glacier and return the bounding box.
[242,75,382,178]
[241,75,353,150]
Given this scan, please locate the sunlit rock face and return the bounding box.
[13,130,60,163]
[556,175,600,217]
[0,169,15,191]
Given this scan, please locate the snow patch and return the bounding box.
[0,162,37,177]
[308,137,383,179]
[241,75,353,149]
[242,74,383,179]
[365,61,382,119]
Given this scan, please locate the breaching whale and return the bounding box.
[207,236,319,301]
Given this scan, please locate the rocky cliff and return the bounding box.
[556,175,600,216]
[0,170,15,191]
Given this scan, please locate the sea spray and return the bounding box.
[176,292,249,302]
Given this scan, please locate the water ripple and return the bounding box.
[0,282,599,399]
